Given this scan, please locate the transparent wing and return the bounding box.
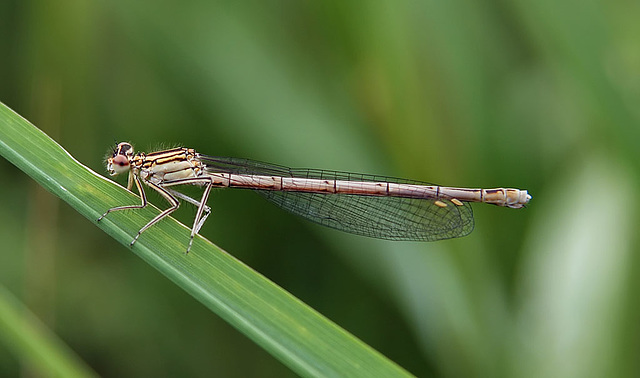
[198,155,474,241]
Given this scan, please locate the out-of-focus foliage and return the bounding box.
[1,0,639,377]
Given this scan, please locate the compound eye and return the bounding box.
[109,154,131,175]
[113,155,129,167]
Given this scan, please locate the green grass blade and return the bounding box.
[0,102,412,377]
[0,285,98,378]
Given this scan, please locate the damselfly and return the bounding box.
[98,142,531,252]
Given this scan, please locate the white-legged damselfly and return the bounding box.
[98,142,532,252]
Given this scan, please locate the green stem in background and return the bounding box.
[0,285,98,378]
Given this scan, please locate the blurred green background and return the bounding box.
[1,0,639,376]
